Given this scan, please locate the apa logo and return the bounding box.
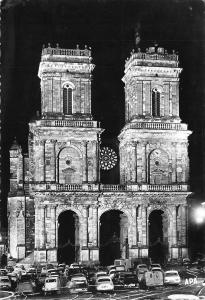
[185,278,197,285]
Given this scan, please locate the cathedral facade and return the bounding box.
[8,44,191,265]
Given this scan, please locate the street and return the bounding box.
[10,279,205,300]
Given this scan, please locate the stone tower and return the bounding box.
[118,46,192,259]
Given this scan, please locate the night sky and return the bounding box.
[2,0,205,256]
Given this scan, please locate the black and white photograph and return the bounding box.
[1,0,205,299]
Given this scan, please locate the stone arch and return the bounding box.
[148,148,170,184]
[57,146,83,184]
[62,81,75,90]
[148,207,170,263]
[56,205,83,221]
[99,208,129,265]
[57,208,81,264]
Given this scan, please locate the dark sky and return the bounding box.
[2,0,205,231]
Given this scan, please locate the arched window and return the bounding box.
[152,88,160,117]
[63,84,73,114]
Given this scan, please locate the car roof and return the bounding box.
[96,276,111,281]
[165,270,179,274]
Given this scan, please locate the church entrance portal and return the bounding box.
[57,210,79,264]
[99,210,128,266]
[148,209,169,264]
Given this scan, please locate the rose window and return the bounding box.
[100,147,118,170]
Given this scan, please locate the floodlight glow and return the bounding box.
[194,206,205,224]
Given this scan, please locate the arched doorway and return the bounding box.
[148,209,169,264]
[99,210,128,266]
[57,210,80,264]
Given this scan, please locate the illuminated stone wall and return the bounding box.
[8,45,191,264]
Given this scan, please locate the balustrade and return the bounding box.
[124,122,187,131]
[31,182,188,192]
[40,119,98,128]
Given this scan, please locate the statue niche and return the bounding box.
[58,147,82,184]
[148,149,170,184]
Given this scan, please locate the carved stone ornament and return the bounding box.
[148,196,168,206]
[98,196,132,210]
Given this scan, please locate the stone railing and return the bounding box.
[124,122,187,131]
[125,49,179,70]
[39,119,99,128]
[30,183,189,192]
[41,44,91,57]
[100,184,127,191]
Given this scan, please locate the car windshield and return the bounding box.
[165,272,178,276]
[1,279,9,282]
[98,278,110,283]
[72,277,86,282]
[46,279,56,283]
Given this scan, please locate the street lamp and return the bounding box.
[194,205,205,224]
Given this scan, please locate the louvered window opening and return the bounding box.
[63,86,73,114]
[152,90,160,117]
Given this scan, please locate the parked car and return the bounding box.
[136,264,148,272]
[167,294,199,300]
[116,272,138,287]
[0,269,8,276]
[109,269,117,280]
[164,270,181,286]
[150,263,162,270]
[16,277,36,295]
[42,276,61,295]
[139,270,164,289]
[95,276,114,292]
[66,274,88,293]
[136,264,149,282]
[0,275,11,290]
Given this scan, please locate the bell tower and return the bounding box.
[119,46,191,186]
[38,44,94,120]
[30,44,103,186]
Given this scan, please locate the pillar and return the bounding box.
[131,207,137,246]
[92,206,98,246]
[50,205,56,248]
[83,142,88,182]
[130,143,136,182]
[39,140,45,182]
[172,205,177,246]
[181,205,187,245]
[80,207,89,262]
[34,205,40,249]
[120,214,128,259]
[39,205,46,249]
[81,208,88,247]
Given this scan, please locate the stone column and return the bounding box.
[39,205,46,249]
[39,140,45,182]
[169,82,173,116]
[120,214,128,259]
[130,143,136,182]
[34,205,40,249]
[172,205,177,246]
[50,205,56,248]
[50,140,56,182]
[141,206,147,246]
[181,205,187,245]
[92,207,98,246]
[131,207,137,246]
[83,142,88,183]
[136,143,142,183]
[172,142,177,183]
[81,208,88,247]
[137,205,142,244]
[144,143,148,183]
